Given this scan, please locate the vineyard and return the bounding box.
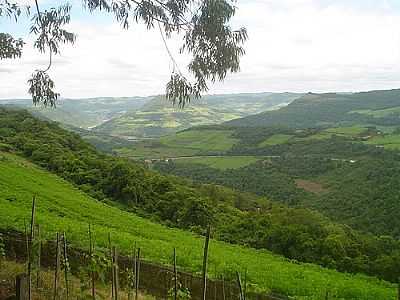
[0,151,398,299]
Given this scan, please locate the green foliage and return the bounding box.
[28,70,60,107]
[175,156,260,170]
[0,150,397,299]
[2,108,400,289]
[92,93,301,139]
[258,134,293,147]
[168,284,191,300]
[0,32,24,59]
[227,89,400,128]
[4,0,247,106]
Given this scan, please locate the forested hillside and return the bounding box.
[226,89,400,129]
[153,126,400,239]
[1,152,397,300]
[92,93,301,138]
[2,97,148,129]
[1,107,400,283]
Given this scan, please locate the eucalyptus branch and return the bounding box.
[33,0,52,73]
[157,21,182,76]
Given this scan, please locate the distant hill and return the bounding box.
[92,92,302,138]
[2,107,400,291]
[226,89,400,130]
[0,97,149,129]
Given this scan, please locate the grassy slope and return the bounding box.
[119,129,239,159]
[174,156,261,170]
[0,152,396,300]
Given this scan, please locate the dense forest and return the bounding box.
[1,107,400,282]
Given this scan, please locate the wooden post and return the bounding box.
[89,224,95,300]
[53,233,61,300]
[108,233,114,299]
[128,245,135,300]
[135,248,141,300]
[113,246,119,300]
[397,283,400,300]
[132,242,137,300]
[24,221,29,272]
[201,226,211,300]
[16,274,29,300]
[28,196,36,300]
[63,233,69,300]
[173,248,178,300]
[221,275,226,300]
[36,224,41,288]
[243,268,247,300]
[236,272,243,300]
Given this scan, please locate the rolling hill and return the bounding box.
[150,125,400,240]
[0,97,149,129]
[1,107,399,299]
[1,151,397,299]
[226,89,400,130]
[93,93,302,138]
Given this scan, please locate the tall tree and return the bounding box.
[0,0,247,107]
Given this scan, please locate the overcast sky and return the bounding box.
[1,0,400,99]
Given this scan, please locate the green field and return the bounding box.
[160,130,238,152]
[299,126,367,141]
[364,134,400,149]
[325,126,367,136]
[351,106,400,118]
[0,151,396,299]
[175,156,261,170]
[118,129,238,159]
[259,134,293,147]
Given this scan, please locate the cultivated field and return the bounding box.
[0,152,397,299]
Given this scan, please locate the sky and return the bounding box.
[1,0,400,99]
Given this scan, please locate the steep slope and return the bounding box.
[227,89,400,129]
[2,107,400,284]
[0,153,397,300]
[93,93,301,138]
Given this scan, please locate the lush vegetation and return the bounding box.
[2,97,148,129]
[154,125,400,239]
[93,93,301,138]
[2,107,400,285]
[115,128,239,159]
[174,156,261,170]
[0,151,397,300]
[227,89,400,129]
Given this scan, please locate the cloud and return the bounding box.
[1,0,400,99]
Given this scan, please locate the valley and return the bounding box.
[1,108,399,299]
[2,88,400,299]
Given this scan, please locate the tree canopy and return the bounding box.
[0,0,247,107]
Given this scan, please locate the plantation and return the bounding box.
[0,151,397,300]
